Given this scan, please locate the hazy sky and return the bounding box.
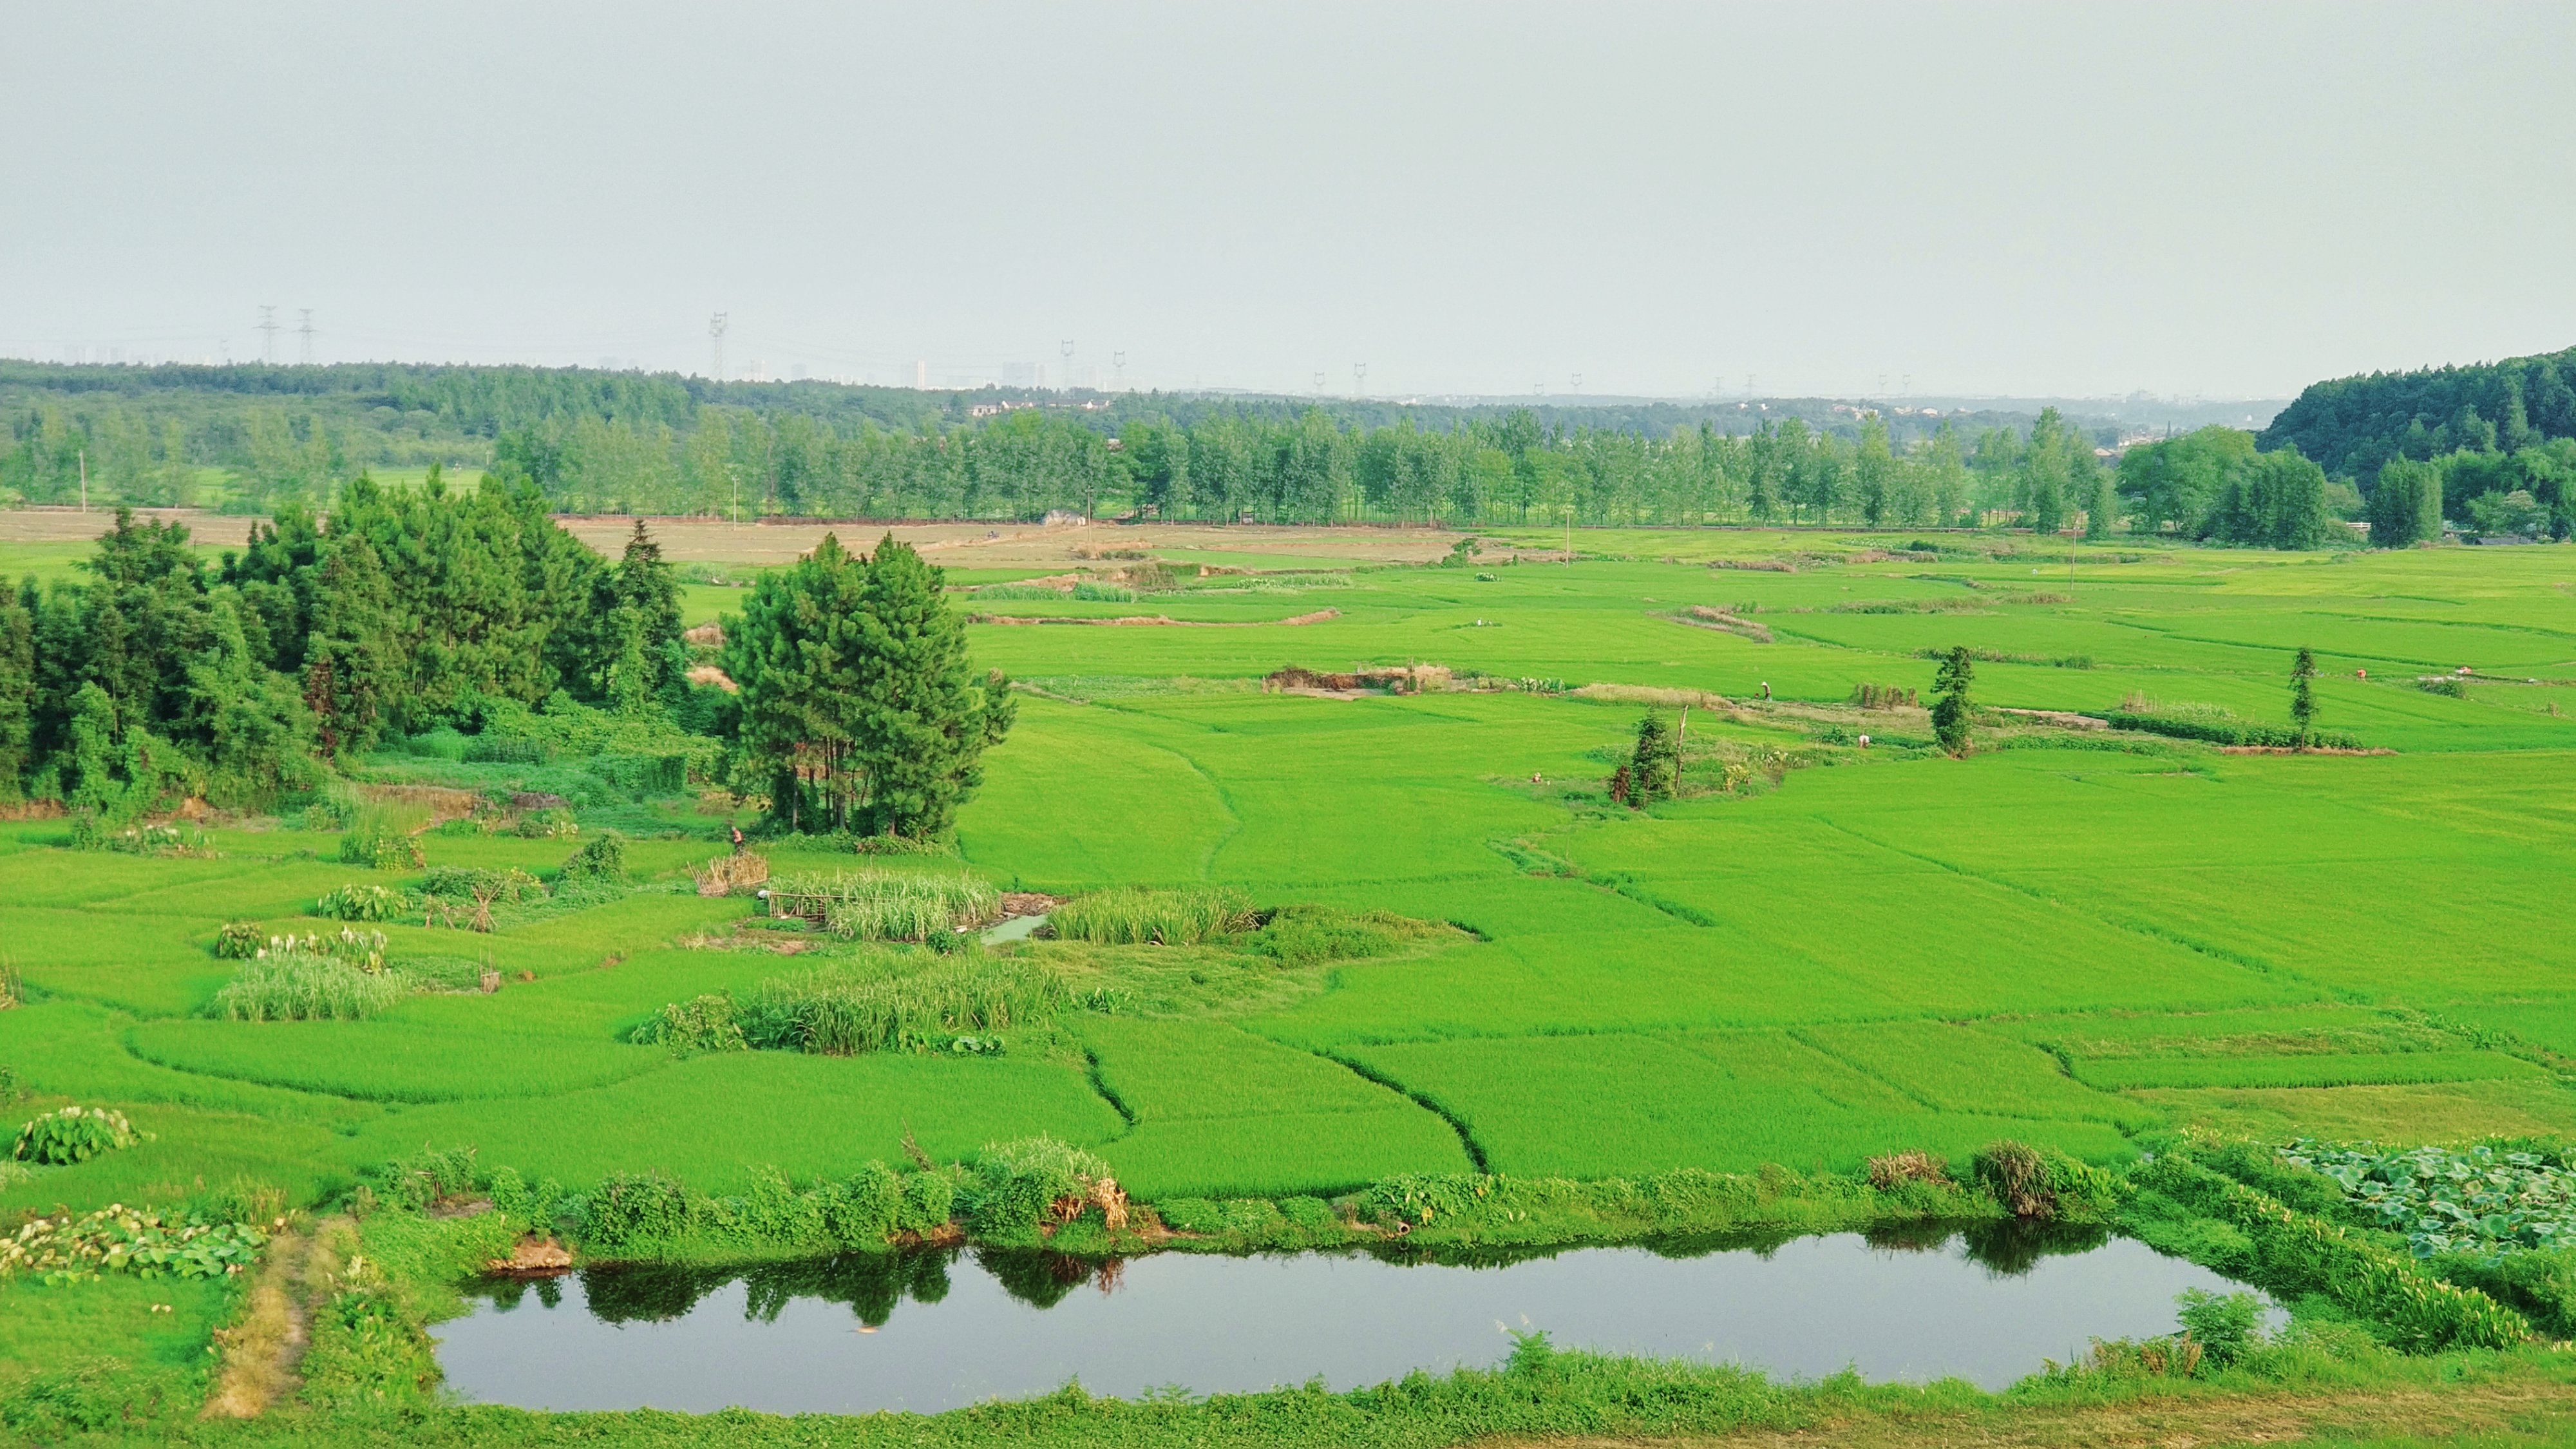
[5,3,2571,401]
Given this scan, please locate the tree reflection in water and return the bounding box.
[466,1221,2117,1332]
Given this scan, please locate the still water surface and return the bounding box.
[437,1226,2262,1414]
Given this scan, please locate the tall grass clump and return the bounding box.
[770,870,998,943]
[1050,886,1254,945]
[739,954,1065,1054]
[211,931,402,1021]
[338,799,429,869]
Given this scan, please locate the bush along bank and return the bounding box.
[343,1137,2120,1274]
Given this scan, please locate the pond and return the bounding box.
[435,1224,2266,1415]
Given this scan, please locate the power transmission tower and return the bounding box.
[257,306,279,365]
[1745,374,1756,399]
[1571,372,1582,393]
[708,314,729,380]
[1113,350,1126,390]
[1312,371,1326,395]
[298,309,316,365]
[1059,339,1074,392]
[1353,361,1367,396]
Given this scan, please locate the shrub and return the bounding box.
[585,1171,694,1250]
[967,1137,1113,1242]
[828,1161,906,1242]
[13,1106,145,1166]
[2418,676,2470,699]
[1279,1195,1338,1231]
[737,955,1065,1056]
[2175,1287,2265,1365]
[1050,886,1254,945]
[365,1145,482,1211]
[558,830,629,886]
[899,1171,955,1236]
[314,884,410,923]
[631,993,747,1054]
[515,808,580,839]
[0,963,20,1010]
[212,922,265,959]
[1070,581,1138,602]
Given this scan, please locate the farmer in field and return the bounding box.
[730,824,746,854]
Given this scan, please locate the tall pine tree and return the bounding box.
[848,536,1012,838]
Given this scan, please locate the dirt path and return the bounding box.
[202,1217,351,1418]
[1493,1376,2576,1449]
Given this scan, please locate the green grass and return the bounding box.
[1340,1030,2134,1177]
[122,1019,674,1103]
[2074,1050,2544,1091]
[4,536,2576,1227]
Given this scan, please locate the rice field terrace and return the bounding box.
[9,518,2576,1441]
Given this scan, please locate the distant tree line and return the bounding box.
[4,359,2126,529]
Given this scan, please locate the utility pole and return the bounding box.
[708,314,729,381]
[257,306,279,365]
[78,449,88,512]
[298,309,316,365]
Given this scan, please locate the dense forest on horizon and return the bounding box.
[2259,343,2576,483]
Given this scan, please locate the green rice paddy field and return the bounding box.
[9,529,2576,1231]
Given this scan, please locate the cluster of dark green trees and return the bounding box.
[721,535,1014,836]
[2114,429,2344,549]
[2260,345,2576,479]
[0,486,1011,839]
[0,478,692,821]
[2255,343,2576,544]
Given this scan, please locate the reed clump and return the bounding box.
[1050,886,1255,946]
[738,954,1066,1054]
[769,869,999,943]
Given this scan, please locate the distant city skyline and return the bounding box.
[4,3,2570,401]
